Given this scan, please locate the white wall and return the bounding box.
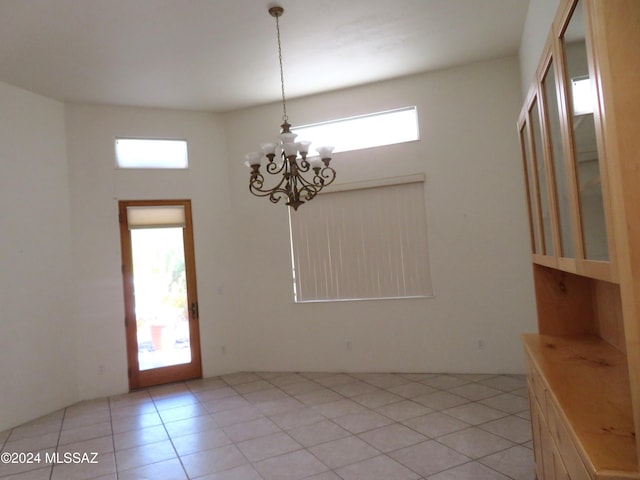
[65,104,241,400]
[0,53,538,430]
[226,56,537,374]
[0,82,78,431]
[519,0,561,94]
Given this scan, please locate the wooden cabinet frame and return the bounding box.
[518,0,617,282]
[519,0,640,478]
[587,0,640,458]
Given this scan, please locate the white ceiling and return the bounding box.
[0,0,530,112]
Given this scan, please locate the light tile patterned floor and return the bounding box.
[0,372,535,480]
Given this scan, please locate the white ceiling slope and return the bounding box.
[0,0,529,112]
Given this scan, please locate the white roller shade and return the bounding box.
[126,206,186,229]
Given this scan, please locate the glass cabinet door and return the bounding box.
[561,0,609,261]
[530,98,554,257]
[520,121,541,255]
[542,60,574,258]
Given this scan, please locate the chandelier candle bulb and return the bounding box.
[283,142,298,157]
[280,132,298,143]
[244,152,262,166]
[297,141,311,156]
[246,5,336,211]
[315,146,335,160]
[308,156,323,170]
[260,143,277,155]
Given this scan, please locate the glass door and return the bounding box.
[119,199,202,389]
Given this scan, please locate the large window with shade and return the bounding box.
[288,176,433,302]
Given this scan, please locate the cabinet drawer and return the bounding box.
[529,394,544,480]
[546,390,560,447]
[551,401,591,480]
[553,449,570,480]
[526,356,547,415]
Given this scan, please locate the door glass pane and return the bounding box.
[562,0,609,260]
[131,227,191,370]
[531,99,554,256]
[543,61,574,257]
[521,122,541,254]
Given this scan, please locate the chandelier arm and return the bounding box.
[265,158,287,175]
[297,183,321,202]
[312,166,336,188]
[249,167,289,197]
[249,172,294,204]
[320,166,337,184]
[251,183,293,203]
[297,158,311,172]
[269,189,291,204]
[249,171,265,190]
[291,169,323,201]
[291,168,316,189]
[250,183,281,198]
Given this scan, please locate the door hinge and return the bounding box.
[190,301,199,319]
[124,316,127,327]
[127,367,131,378]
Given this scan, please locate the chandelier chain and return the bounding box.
[274,14,288,124]
[246,5,335,211]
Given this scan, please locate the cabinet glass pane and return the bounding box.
[521,123,541,254]
[531,99,554,256]
[562,0,609,260]
[543,61,574,257]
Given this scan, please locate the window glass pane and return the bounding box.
[131,227,191,370]
[562,0,609,261]
[292,107,419,155]
[520,122,541,254]
[115,138,188,169]
[530,98,554,256]
[571,77,593,115]
[543,61,574,257]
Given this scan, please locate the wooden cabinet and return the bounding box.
[525,335,635,479]
[518,0,640,478]
[519,0,618,279]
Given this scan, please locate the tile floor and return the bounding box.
[0,372,535,480]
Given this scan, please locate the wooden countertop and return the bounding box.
[523,334,638,475]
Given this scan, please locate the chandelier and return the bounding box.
[244,6,336,211]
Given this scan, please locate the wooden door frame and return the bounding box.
[118,199,202,390]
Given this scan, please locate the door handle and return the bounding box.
[190,301,199,319]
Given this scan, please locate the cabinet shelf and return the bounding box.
[531,255,613,283]
[523,334,637,476]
